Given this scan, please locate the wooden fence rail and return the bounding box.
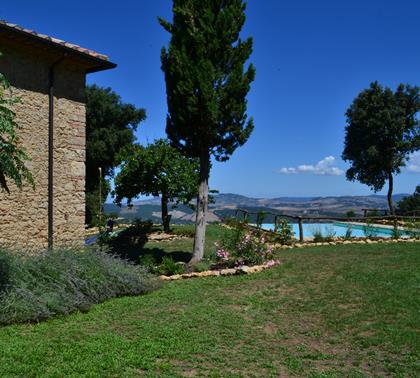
[234,208,420,242]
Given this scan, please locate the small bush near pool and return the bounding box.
[0,248,161,325]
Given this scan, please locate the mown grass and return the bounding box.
[0,242,419,377]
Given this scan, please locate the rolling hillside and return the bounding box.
[104,193,409,224]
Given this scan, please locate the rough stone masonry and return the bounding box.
[0,21,115,251]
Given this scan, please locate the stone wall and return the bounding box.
[0,39,87,251]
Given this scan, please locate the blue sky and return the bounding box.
[2,0,419,198]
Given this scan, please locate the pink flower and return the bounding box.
[266,260,280,267]
[216,248,230,261]
[234,258,244,267]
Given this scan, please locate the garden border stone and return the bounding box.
[273,237,419,250]
[158,238,419,281]
[159,260,281,281]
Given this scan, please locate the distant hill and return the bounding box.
[104,203,195,224]
[104,192,410,224]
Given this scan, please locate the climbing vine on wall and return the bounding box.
[0,56,34,192]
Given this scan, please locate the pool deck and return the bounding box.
[336,221,407,231]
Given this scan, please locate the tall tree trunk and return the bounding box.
[161,192,170,233]
[190,153,210,264]
[387,172,395,215]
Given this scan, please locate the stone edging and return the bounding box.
[274,237,419,250]
[159,238,419,281]
[159,260,281,281]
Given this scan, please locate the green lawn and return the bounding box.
[0,243,419,377]
[143,224,226,257]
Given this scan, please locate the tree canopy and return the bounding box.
[114,139,199,232]
[397,185,420,214]
[160,0,255,262]
[342,81,420,214]
[0,69,33,193]
[85,84,146,226]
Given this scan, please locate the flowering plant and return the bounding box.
[214,229,274,267]
[214,243,230,261]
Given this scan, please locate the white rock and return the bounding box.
[220,268,237,276]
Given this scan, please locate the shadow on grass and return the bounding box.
[106,226,192,264]
[138,248,192,264]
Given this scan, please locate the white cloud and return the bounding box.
[278,156,344,176]
[278,167,297,174]
[406,151,420,173]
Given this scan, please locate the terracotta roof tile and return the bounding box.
[0,20,110,62]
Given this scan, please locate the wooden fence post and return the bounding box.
[298,217,304,242]
[393,216,399,238]
[274,216,279,232]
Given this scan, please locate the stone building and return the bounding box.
[0,21,116,250]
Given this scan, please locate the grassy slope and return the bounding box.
[0,243,419,377]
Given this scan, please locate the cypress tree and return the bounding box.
[159,0,255,263]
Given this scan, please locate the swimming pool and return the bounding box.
[261,222,406,239]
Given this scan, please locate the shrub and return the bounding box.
[214,220,247,258]
[139,254,185,276]
[312,225,336,242]
[346,210,356,218]
[366,210,380,217]
[391,223,401,239]
[324,225,336,241]
[156,256,185,276]
[0,250,14,293]
[0,247,161,325]
[397,185,420,214]
[405,219,420,239]
[276,219,294,245]
[256,211,266,228]
[223,217,240,227]
[192,260,212,272]
[215,227,274,267]
[171,225,196,238]
[97,230,118,246]
[131,218,154,234]
[311,227,324,242]
[344,225,353,240]
[363,220,379,238]
[139,254,158,273]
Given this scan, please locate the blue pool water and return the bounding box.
[261,222,403,239]
[85,234,99,245]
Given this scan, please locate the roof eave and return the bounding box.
[86,60,117,74]
[0,23,116,73]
